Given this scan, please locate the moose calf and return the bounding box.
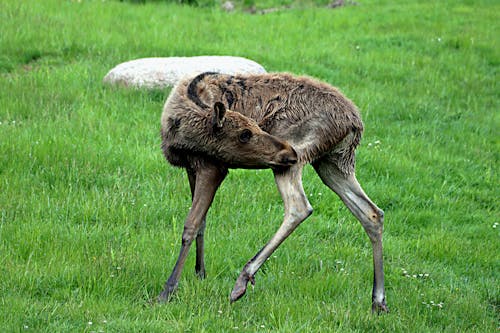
[159,72,388,313]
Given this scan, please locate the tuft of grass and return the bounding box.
[1,0,498,331]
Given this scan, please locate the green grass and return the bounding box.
[1,0,498,331]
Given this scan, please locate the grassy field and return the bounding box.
[1,0,498,331]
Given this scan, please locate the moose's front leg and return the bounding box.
[231,165,313,302]
[186,169,208,279]
[195,218,207,279]
[158,165,227,302]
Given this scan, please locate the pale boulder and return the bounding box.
[103,56,266,89]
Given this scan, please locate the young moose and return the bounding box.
[159,72,388,313]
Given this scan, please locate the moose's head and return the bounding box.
[207,102,297,169]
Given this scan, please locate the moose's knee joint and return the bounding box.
[181,237,193,246]
[182,229,197,245]
[291,205,313,223]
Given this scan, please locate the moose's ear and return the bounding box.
[212,102,226,129]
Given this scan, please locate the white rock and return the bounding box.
[103,56,266,89]
[222,1,235,12]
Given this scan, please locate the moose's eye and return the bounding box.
[239,129,252,143]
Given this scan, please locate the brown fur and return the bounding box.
[161,79,298,171]
[162,72,363,174]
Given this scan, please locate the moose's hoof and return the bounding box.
[157,285,176,303]
[195,268,206,280]
[230,271,254,303]
[230,285,246,303]
[372,299,389,314]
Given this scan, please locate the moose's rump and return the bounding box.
[246,76,364,167]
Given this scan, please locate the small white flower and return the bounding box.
[88,321,93,325]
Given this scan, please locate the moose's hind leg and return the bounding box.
[313,159,388,313]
